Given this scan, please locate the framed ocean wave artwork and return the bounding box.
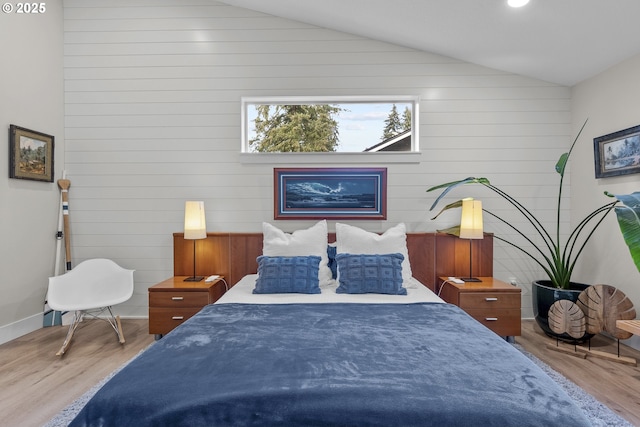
[274,168,387,220]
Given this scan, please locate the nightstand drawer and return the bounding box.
[459,292,520,309]
[148,307,203,334]
[148,276,225,337]
[464,308,521,336]
[438,277,522,337]
[149,291,210,307]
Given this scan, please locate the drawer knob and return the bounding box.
[485,317,498,321]
[172,296,184,301]
[172,316,184,320]
[485,297,498,301]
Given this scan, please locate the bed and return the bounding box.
[69,222,591,427]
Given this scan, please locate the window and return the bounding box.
[241,96,419,154]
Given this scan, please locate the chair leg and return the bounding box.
[56,310,83,356]
[106,307,125,344]
[116,315,125,344]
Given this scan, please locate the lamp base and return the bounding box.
[460,277,482,282]
[184,276,204,282]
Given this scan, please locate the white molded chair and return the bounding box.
[47,258,134,356]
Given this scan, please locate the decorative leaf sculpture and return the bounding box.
[576,284,637,339]
[548,300,586,339]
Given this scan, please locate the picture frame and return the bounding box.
[274,168,387,220]
[593,124,640,178]
[9,124,54,182]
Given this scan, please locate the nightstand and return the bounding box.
[149,276,226,339]
[438,277,521,337]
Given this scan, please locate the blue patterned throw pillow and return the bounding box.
[253,255,321,294]
[327,244,338,279]
[335,253,406,295]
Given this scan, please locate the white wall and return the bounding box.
[0,1,65,343]
[1,0,575,341]
[572,53,640,349]
[61,0,572,319]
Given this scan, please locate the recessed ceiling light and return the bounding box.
[508,0,530,7]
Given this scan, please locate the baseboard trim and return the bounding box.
[0,312,43,345]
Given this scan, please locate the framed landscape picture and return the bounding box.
[9,124,54,182]
[274,168,387,220]
[594,124,640,178]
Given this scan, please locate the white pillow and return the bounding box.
[335,222,413,285]
[262,220,332,287]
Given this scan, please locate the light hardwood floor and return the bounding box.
[1,319,639,427]
[519,319,640,426]
[0,319,154,427]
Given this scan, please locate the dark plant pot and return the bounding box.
[532,280,594,343]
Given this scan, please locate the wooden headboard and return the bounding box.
[174,232,493,292]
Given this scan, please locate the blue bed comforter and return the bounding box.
[70,303,591,427]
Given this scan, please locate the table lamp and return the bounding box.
[459,198,483,282]
[183,201,206,282]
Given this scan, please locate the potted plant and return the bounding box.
[427,121,640,341]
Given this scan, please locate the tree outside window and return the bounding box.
[243,97,418,153]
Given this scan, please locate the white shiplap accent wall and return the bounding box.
[63,0,571,318]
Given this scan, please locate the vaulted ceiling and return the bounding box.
[219,0,640,86]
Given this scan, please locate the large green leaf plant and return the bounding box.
[428,121,640,289]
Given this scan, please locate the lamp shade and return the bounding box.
[459,198,483,239]
[184,201,206,240]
